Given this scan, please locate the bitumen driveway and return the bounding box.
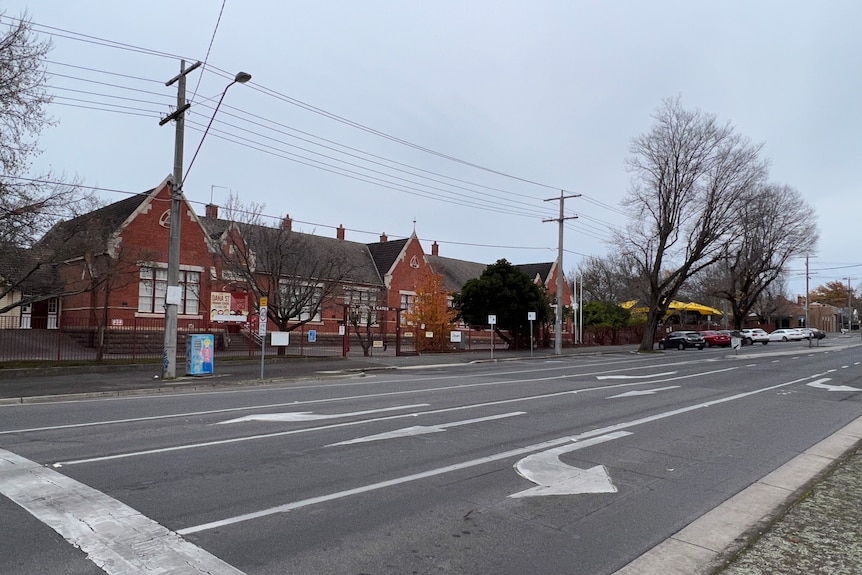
[2,340,861,574]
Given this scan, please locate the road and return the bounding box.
[2,341,861,574]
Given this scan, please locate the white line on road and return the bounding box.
[0,357,716,434]
[216,404,429,424]
[177,432,630,535]
[606,386,680,399]
[327,412,526,446]
[0,448,244,575]
[596,372,677,380]
[177,373,816,535]
[53,367,740,467]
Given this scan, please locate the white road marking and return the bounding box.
[0,356,717,434]
[606,386,680,399]
[177,373,816,535]
[327,412,526,446]
[595,372,677,380]
[511,432,631,497]
[0,448,244,575]
[806,379,862,392]
[217,404,428,424]
[53,367,740,467]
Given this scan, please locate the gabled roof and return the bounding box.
[202,217,383,286]
[516,262,554,285]
[427,255,487,292]
[35,184,157,261]
[366,238,410,278]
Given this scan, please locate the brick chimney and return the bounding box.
[431,241,439,256]
[282,214,292,231]
[205,203,218,219]
[337,224,345,240]
[380,232,388,243]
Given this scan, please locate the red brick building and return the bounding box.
[30,176,572,351]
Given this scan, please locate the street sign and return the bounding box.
[258,297,268,337]
[528,311,536,321]
[308,329,317,343]
[488,314,497,325]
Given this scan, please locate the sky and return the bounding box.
[2,1,860,298]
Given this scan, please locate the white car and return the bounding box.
[741,328,769,345]
[769,328,805,342]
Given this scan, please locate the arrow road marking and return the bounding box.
[511,431,631,497]
[327,412,526,446]
[217,404,429,424]
[178,374,817,535]
[606,386,680,399]
[806,378,862,392]
[596,372,677,380]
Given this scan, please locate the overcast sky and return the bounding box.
[3,1,860,297]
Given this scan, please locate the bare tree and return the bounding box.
[574,253,642,305]
[0,12,98,310]
[219,197,365,353]
[751,275,791,325]
[705,184,817,328]
[615,97,768,351]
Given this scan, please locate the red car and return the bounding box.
[699,330,731,347]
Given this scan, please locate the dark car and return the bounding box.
[699,330,731,347]
[658,331,705,350]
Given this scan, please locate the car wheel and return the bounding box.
[697,345,704,350]
[744,338,752,346]
[762,341,768,345]
[782,336,788,342]
[678,342,686,350]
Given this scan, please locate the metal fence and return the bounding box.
[0,317,352,364]
[1,316,594,366]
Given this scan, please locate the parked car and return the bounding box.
[658,331,706,350]
[740,328,770,345]
[798,327,826,340]
[699,330,731,347]
[768,328,805,342]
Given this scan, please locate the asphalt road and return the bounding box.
[2,341,861,574]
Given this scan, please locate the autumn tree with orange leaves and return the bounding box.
[404,267,458,352]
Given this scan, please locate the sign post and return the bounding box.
[528,311,536,357]
[259,297,268,379]
[488,314,497,360]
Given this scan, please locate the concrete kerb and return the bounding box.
[613,414,862,575]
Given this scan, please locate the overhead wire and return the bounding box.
[17,16,630,257]
[23,16,627,222]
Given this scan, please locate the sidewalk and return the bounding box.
[2,343,861,574]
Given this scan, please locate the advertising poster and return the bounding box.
[186,334,214,375]
[210,292,249,322]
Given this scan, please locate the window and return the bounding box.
[138,266,200,314]
[279,280,322,322]
[346,288,378,324]
[400,293,415,315]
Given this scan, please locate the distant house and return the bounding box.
[0,246,62,329]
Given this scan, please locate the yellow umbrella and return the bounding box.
[678,301,723,316]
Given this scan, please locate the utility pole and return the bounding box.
[844,277,854,333]
[544,190,580,355]
[805,255,811,347]
[160,60,202,379]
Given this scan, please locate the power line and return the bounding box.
[190,0,227,102]
[23,17,628,213]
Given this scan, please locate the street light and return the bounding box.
[160,63,251,379]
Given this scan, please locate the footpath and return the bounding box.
[2,342,861,574]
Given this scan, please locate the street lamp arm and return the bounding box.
[184,71,252,185]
